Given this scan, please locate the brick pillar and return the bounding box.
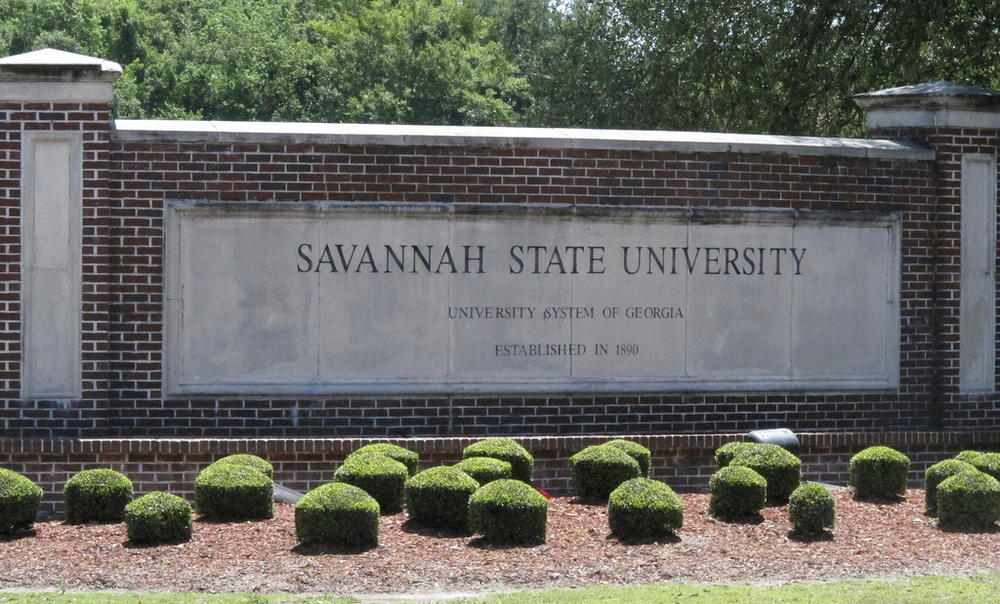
[0,49,120,436]
[856,81,1000,429]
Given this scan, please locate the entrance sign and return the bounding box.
[164,202,900,395]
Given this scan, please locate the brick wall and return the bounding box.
[869,125,1000,431]
[83,137,945,439]
[5,112,991,438]
[0,100,114,437]
[0,100,996,445]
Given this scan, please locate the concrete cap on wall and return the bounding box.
[0,48,121,102]
[854,80,1000,130]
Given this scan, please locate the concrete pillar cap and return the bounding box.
[0,48,122,82]
[0,48,121,102]
[854,80,1000,129]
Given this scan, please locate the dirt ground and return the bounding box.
[0,489,997,598]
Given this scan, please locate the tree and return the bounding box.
[1,0,998,135]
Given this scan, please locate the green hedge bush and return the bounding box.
[194,463,273,521]
[937,471,1000,531]
[347,444,419,476]
[334,453,408,514]
[788,484,835,537]
[453,457,512,485]
[714,441,758,469]
[208,454,273,479]
[607,478,683,540]
[295,482,379,547]
[570,445,641,501]
[0,469,43,537]
[709,466,766,519]
[604,439,652,478]
[955,450,984,465]
[468,479,547,545]
[925,459,976,515]
[462,438,533,484]
[404,466,480,531]
[64,469,133,524]
[729,443,801,504]
[972,452,1000,481]
[849,446,910,500]
[124,492,192,545]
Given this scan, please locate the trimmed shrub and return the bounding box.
[347,444,419,476]
[709,466,766,519]
[453,457,512,485]
[607,478,683,540]
[124,492,192,545]
[208,454,273,479]
[295,482,379,547]
[937,471,1000,531]
[925,459,976,515]
[729,443,801,504]
[64,469,133,524]
[0,469,43,537]
[604,439,652,477]
[404,466,480,531]
[334,453,408,514]
[972,452,1000,481]
[955,450,984,465]
[194,463,273,521]
[570,445,641,501]
[788,484,835,536]
[468,479,547,545]
[714,441,758,469]
[849,446,910,501]
[462,438,534,484]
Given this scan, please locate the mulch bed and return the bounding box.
[0,489,998,597]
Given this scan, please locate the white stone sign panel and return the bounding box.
[164,202,900,395]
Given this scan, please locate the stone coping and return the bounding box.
[112,119,934,161]
[2,432,996,455]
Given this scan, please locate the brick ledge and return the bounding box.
[4,431,1000,455]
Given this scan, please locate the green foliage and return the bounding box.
[304,0,529,125]
[709,466,766,520]
[971,452,1000,481]
[603,439,651,477]
[347,444,419,476]
[936,471,1000,531]
[849,446,910,501]
[453,456,512,486]
[63,469,134,524]
[468,479,547,545]
[462,438,533,484]
[925,459,976,515]
[123,491,192,545]
[295,482,379,547]
[404,465,479,531]
[607,478,683,540]
[0,469,43,536]
[787,484,835,536]
[714,441,758,469]
[333,453,408,514]
[2,0,1000,135]
[955,450,984,465]
[529,0,1000,137]
[208,454,273,479]
[729,443,801,504]
[194,463,273,521]
[570,445,641,501]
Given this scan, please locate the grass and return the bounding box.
[458,574,1000,603]
[1,575,999,603]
